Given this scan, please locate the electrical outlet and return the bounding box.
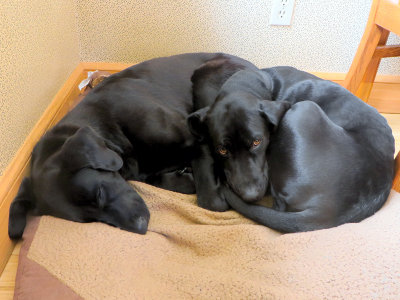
[269,0,295,26]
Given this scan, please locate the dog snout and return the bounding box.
[132,215,149,235]
[127,202,150,234]
[227,176,267,202]
[241,185,264,202]
[224,161,268,202]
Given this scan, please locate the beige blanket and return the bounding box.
[20,181,400,299]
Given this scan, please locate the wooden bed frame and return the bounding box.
[1,62,399,276]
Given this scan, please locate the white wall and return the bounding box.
[75,0,400,74]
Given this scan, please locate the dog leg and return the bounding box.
[191,144,230,212]
[119,157,141,180]
[8,178,33,239]
[146,169,196,194]
[272,199,286,211]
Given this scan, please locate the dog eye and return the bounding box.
[252,139,261,147]
[217,146,228,156]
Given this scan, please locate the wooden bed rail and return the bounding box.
[0,62,399,276]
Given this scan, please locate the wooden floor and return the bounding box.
[383,113,400,154]
[0,243,20,299]
[0,82,400,300]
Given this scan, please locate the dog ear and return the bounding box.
[9,177,33,239]
[187,107,209,140]
[61,126,123,172]
[260,100,291,127]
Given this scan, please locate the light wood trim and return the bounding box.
[356,28,390,102]
[342,0,382,95]
[345,23,387,99]
[0,243,20,299]
[393,155,400,193]
[367,82,400,113]
[81,62,132,73]
[342,0,400,104]
[373,45,400,58]
[311,72,400,84]
[0,63,86,275]
[375,0,400,36]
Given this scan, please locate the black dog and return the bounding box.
[188,57,290,211]
[188,57,395,232]
[9,53,248,238]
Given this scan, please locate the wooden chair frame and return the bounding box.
[343,0,400,104]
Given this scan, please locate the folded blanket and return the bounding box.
[15,181,400,299]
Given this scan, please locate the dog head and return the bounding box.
[8,126,149,239]
[188,71,290,202]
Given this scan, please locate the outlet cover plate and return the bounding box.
[269,0,295,26]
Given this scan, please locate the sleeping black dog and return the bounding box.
[9,53,256,238]
[188,57,395,232]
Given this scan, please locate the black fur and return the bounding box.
[8,53,239,238]
[188,57,395,232]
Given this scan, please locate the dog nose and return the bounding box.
[133,216,149,234]
[241,186,262,202]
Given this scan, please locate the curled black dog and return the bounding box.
[188,57,290,211]
[9,53,249,238]
[188,57,395,232]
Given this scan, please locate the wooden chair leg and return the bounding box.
[343,23,389,101]
[353,28,390,102]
